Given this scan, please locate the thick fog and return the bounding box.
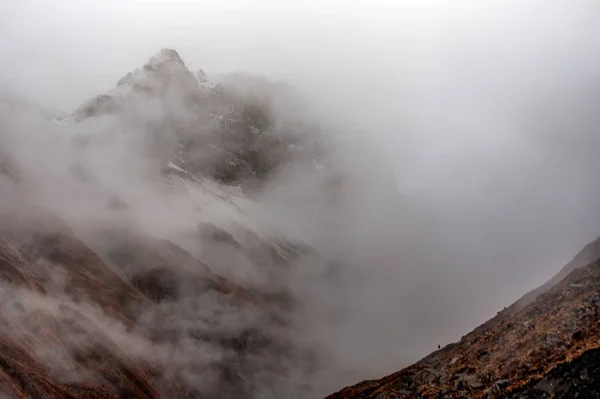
[2,0,600,396]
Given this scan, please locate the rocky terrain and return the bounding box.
[327,239,600,398]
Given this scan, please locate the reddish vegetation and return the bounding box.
[0,212,274,398]
[0,236,155,398]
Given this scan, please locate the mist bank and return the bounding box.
[1,1,600,395]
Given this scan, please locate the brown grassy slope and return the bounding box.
[0,214,273,398]
[0,238,45,292]
[0,234,160,398]
[326,256,600,398]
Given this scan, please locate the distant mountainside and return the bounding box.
[0,49,329,398]
[326,236,600,398]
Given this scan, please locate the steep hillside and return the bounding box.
[0,207,309,398]
[326,238,600,398]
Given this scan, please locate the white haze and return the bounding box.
[2,0,600,396]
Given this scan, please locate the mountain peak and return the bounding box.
[114,48,192,89]
[70,48,202,120]
[145,48,186,70]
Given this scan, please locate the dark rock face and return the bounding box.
[503,347,600,398]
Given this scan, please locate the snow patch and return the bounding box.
[167,161,187,174]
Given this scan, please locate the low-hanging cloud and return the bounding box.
[1,0,600,397]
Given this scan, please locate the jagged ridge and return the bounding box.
[64,48,326,188]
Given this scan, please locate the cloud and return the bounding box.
[1,0,600,396]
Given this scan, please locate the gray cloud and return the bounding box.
[1,0,600,396]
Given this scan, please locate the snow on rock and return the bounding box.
[167,161,187,174]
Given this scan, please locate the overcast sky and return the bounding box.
[2,0,600,358]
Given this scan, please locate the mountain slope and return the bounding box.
[0,206,306,398]
[326,239,600,398]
